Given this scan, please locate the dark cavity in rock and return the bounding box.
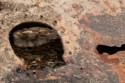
[9,21,65,70]
[96,44,125,55]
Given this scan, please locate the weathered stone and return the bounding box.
[13,27,59,47]
[0,0,125,83]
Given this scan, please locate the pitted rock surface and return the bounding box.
[1,0,125,83]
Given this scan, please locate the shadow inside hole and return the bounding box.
[9,21,66,70]
[96,44,125,55]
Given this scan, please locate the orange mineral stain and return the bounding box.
[95,50,119,65]
[112,64,125,83]
[104,0,115,12]
[82,15,90,22]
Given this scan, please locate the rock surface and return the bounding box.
[13,27,59,47]
[0,0,125,83]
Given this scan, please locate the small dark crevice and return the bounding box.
[80,67,83,70]
[54,20,57,24]
[40,15,43,19]
[65,41,69,44]
[69,52,72,55]
[96,44,125,55]
[0,2,3,11]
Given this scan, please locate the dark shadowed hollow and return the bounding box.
[96,44,125,55]
[9,21,66,70]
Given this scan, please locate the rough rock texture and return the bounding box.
[13,26,59,47]
[0,0,125,83]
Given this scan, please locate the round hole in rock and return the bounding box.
[9,21,65,70]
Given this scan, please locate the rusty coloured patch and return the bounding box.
[104,0,116,12]
[95,44,125,64]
